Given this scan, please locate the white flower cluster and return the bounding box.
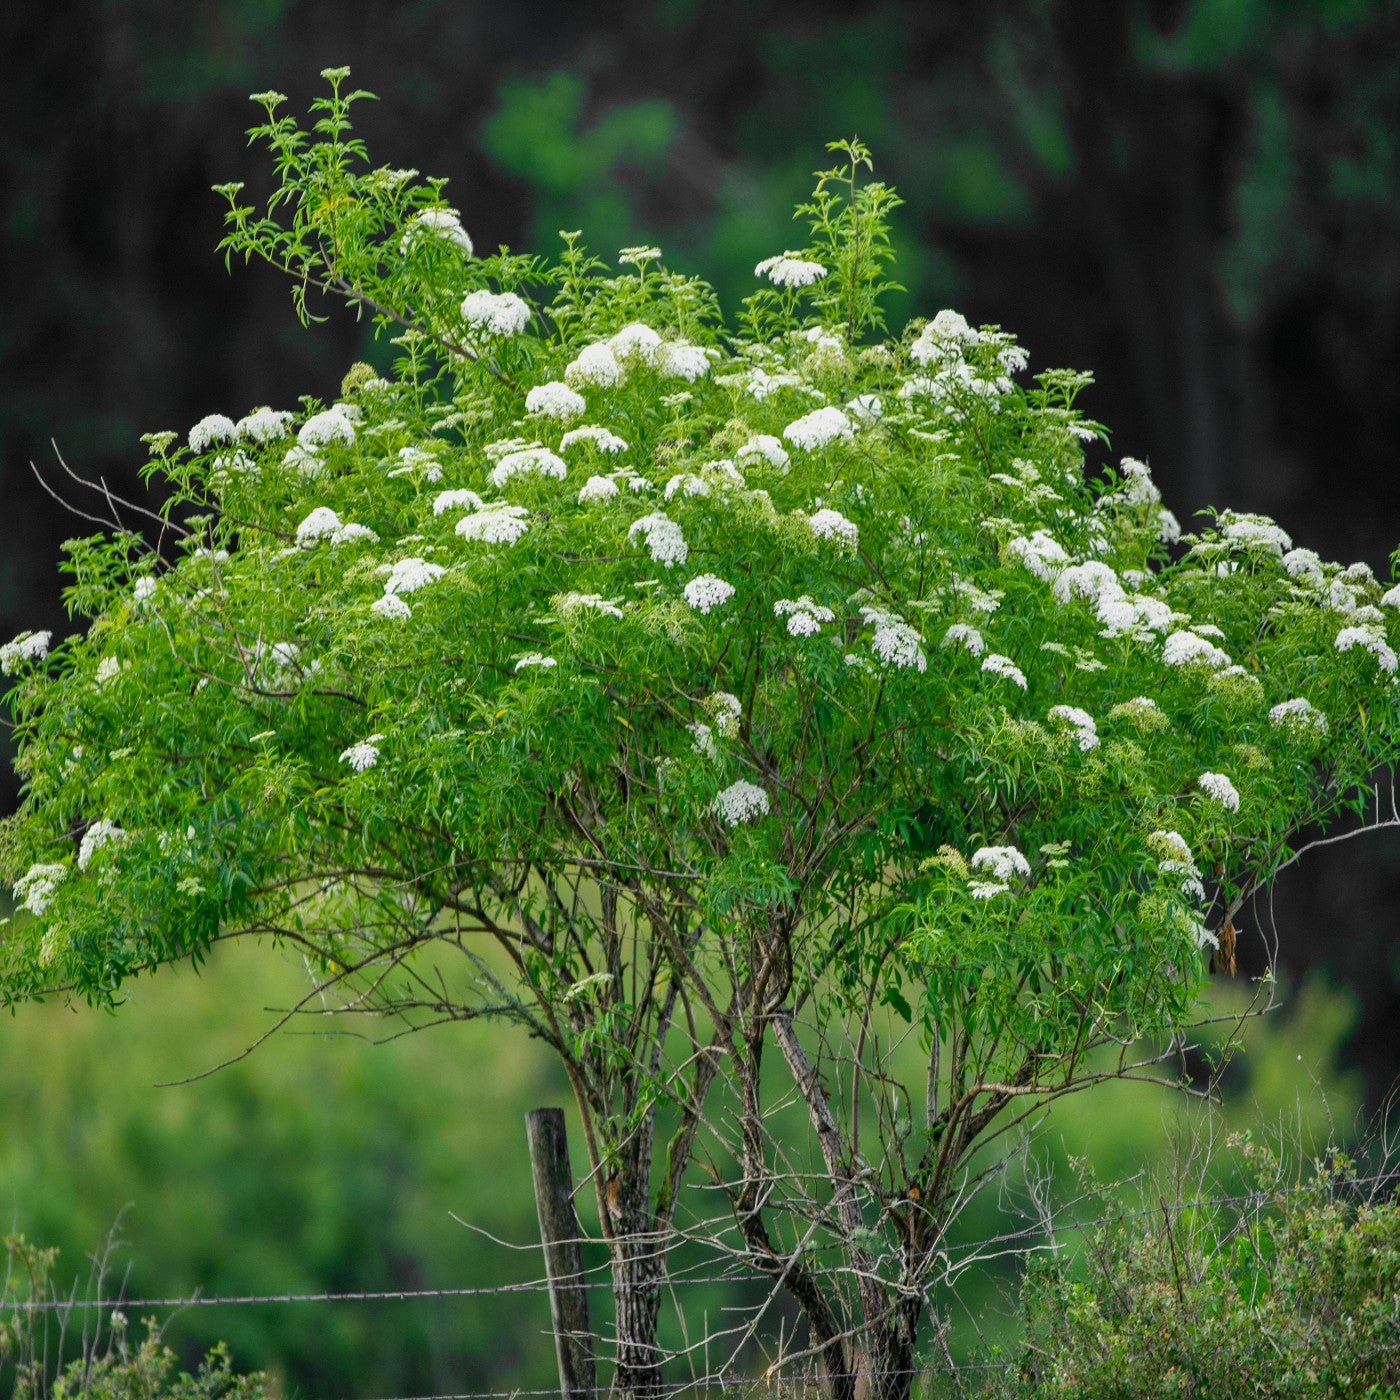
[803,325,844,360]
[340,734,384,772]
[560,425,628,454]
[910,309,979,363]
[514,653,557,672]
[488,447,568,489]
[618,245,662,267]
[483,435,538,460]
[1051,561,1176,639]
[1115,457,1161,506]
[556,591,624,619]
[77,819,127,871]
[664,472,711,501]
[298,406,357,449]
[774,596,835,637]
[578,475,620,504]
[683,574,736,614]
[941,623,985,656]
[610,322,663,360]
[1096,591,1175,639]
[295,507,378,547]
[1005,531,1069,582]
[456,503,531,546]
[1209,664,1264,701]
[399,208,473,256]
[690,721,719,760]
[754,252,828,288]
[1096,458,1181,543]
[861,608,926,672]
[1,630,52,674]
[657,341,712,381]
[282,444,324,477]
[1149,829,1206,903]
[371,594,412,621]
[1052,561,1120,605]
[1221,511,1292,557]
[628,512,688,567]
[383,557,445,595]
[900,326,1020,407]
[207,447,256,480]
[189,414,236,453]
[1327,578,1381,621]
[13,862,68,916]
[846,393,882,423]
[806,508,859,550]
[1268,697,1328,735]
[1335,623,1398,675]
[236,407,294,443]
[981,652,1027,689]
[1283,547,1325,586]
[1149,828,1194,864]
[742,365,808,400]
[1197,771,1241,811]
[871,622,926,672]
[460,289,531,337]
[525,382,587,420]
[954,578,1002,615]
[783,406,853,451]
[735,435,790,472]
[1047,704,1100,751]
[433,488,484,516]
[969,881,1009,900]
[712,779,770,826]
[967,843,1029,898]
[971,845,1032,881]
[705,691,742,738]
[387,446,442,482]
[1162,629,1233,670]
[565,342,624,388]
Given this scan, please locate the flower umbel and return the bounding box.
[1197,771,1241,812]
[712,780,771,826]
[683,575,736,614]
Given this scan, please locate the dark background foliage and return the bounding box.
[1,2,1399,1387]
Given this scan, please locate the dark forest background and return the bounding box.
[2,0,1399,1391]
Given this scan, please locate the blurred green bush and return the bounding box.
[0,943,573,1397]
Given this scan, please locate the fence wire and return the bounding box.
[5,1166,1392,1316]
[4,1167,1395,1400]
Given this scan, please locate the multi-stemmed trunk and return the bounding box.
[765,1010,938,1400]
[599,1109,666,1399]
[608,1220,666,1399]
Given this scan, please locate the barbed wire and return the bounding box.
[6,1164,1391,1316]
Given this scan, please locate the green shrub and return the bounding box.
[1,1233,271,1400]
[995,1141,1400,1398]
[26,1339,269,1400]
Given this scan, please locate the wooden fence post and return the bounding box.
[526,1107,596,1400]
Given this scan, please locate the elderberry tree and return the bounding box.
[5,70,1400,1400]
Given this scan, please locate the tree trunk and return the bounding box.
[864,1293,923,1400]
[607,1195,665,1399]
[602,1115,665,1400]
